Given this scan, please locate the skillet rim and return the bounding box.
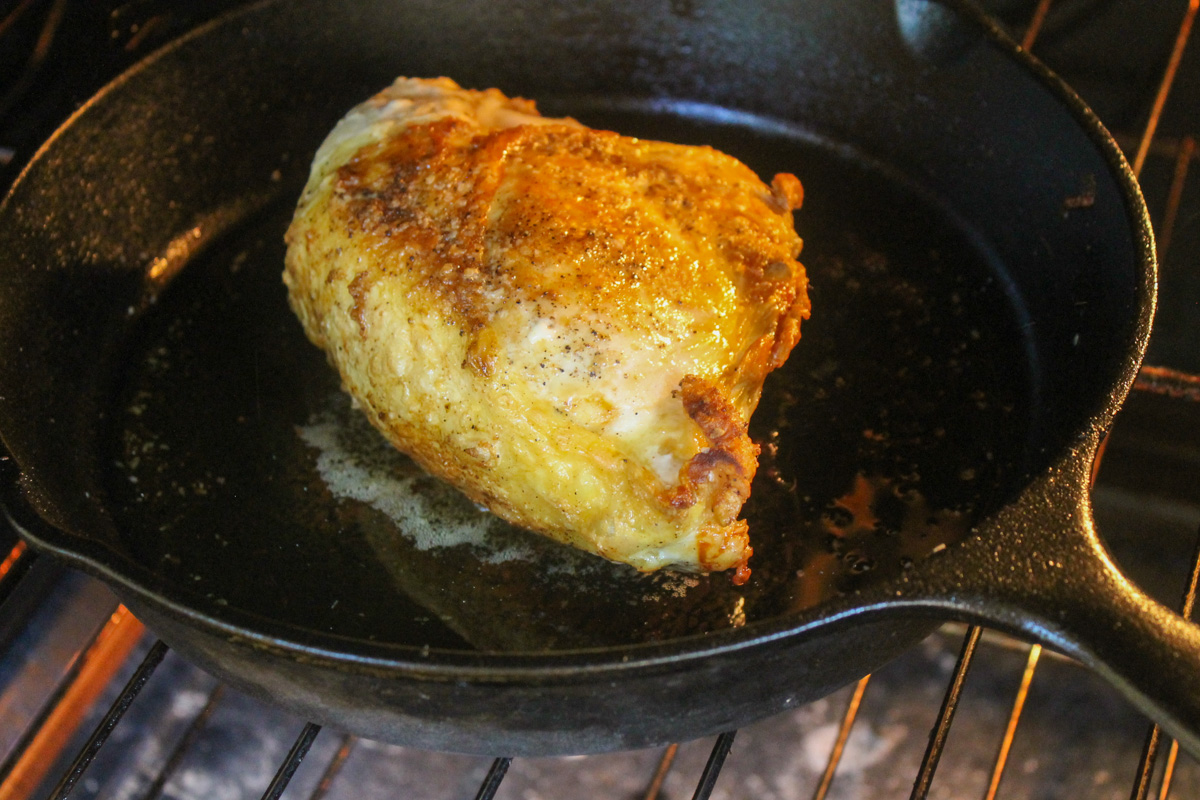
[0,0,1157,677]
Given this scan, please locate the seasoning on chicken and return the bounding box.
[283,77,809,582]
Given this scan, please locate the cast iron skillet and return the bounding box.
[0,0,1194,757]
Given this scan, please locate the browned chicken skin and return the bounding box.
[284,77,809,579]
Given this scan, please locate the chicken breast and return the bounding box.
[284,77,809,581]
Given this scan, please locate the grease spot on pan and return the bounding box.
[296,408,526,561]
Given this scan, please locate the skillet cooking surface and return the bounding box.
[103,104,1036,652]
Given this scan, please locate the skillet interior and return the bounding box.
[98,107,1036,652]
[0,0,1152,753]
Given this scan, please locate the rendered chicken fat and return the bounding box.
[283,77,810,580]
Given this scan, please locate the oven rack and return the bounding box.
[1,1,1199,798]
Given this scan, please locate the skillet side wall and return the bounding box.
[0,0,1153,755]
[127,597,938,755]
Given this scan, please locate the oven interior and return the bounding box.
[2,0,1200,798]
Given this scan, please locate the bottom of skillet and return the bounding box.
[101,101,1040,655]
[125,593,943,756]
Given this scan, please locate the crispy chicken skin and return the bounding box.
[284,77,809,580]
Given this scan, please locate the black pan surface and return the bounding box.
[2,0,1194,757]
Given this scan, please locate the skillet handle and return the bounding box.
[900,439,1200,759]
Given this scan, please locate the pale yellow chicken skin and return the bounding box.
[284,77,809,581]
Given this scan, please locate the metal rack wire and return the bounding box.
[0,1,1199,799]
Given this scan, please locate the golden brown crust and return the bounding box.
[333,119,806,365]
[699,521,753,585]
[667,375,759,526]
[770,172,805,212]
[283,77,810,577]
